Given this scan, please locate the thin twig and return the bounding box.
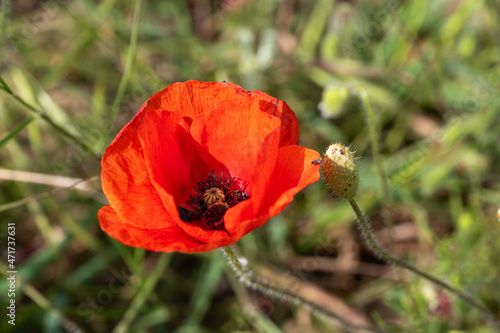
[0,174,102,212]
[0,168,97,192]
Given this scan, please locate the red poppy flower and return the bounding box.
[98,80,321,253]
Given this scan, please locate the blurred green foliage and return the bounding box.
[1,0,500,332]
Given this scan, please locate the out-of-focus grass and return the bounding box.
[1,0,500,332]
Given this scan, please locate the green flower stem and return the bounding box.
[359,91,394,244]
[348,198,500,329]
[221,246,387,333]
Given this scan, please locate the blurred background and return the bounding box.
[1,0,500,332]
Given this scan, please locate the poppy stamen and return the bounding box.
[180,171,249,230]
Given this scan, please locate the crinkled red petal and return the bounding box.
[225,146,321,239]
[98,205,210,252]
[177,98,281,242]
[258,146,321,217]
[191,98,281,190]
[253,98,299,147]
[137,110,194,210]
[139,80,299,147]
[139,80,250,120]
[100,112,178,229]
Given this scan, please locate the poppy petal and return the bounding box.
[100,113,178,229]
[140,80,249,120]
[258,145,321,217]
[224,146,320,240]
[253,98,299,147]
[224,211,271,243]
[139,80,299,147]
[98,205,211,253]
[175,98,281,241]
[137,110,195,210]
[222,124,284,235]
[190,97,281,189]
[188,148,223,189]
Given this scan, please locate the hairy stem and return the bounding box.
[348,198,500,329]
[221,246,387,333]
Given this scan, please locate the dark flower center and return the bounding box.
[178,171,249,231]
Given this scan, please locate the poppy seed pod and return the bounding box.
[322,143,359,199]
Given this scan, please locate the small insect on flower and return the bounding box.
[311,158,323,165]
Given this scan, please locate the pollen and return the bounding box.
[203,187,226,205]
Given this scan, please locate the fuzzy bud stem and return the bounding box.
[348,199,500,330]
[221,246,387,333]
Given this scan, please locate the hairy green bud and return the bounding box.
[322,143,359,199]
